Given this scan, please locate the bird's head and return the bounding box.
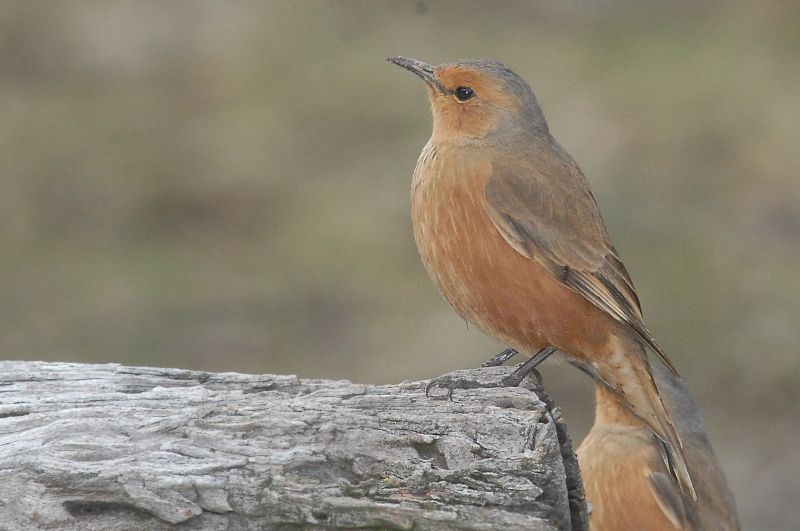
[387,57,549,143]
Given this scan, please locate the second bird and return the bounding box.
[388,56,696,500]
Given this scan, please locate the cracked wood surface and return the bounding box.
[0,361,586,530]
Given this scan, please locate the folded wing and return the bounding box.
[483,150,677,375]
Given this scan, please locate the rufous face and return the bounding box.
[426,64,522,141]
[388,57,529,143]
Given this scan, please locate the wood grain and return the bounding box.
[0,362,586,531]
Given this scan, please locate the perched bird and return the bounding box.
[388,56,695,499]
[576,361,740,530]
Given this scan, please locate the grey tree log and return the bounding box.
[0,361,587,531]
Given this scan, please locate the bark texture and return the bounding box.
[0,361,586,530]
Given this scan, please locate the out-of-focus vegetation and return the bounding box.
[1,1,798,528]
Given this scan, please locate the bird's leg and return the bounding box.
[498,346,557,388]
[482,347,520,367]
[426,346,557,400]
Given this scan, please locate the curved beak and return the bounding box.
[386,56,446,94]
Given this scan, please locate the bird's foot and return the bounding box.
[500,364,543,388]
[482,348,520,367]
[425,372,494,400]
[426,346,556,400]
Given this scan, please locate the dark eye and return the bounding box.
[455,87,475,101]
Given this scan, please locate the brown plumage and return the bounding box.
[389,57,695,498]
[577,362,740,530]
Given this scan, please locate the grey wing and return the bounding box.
[648,471,691,529]
[484,155,678,375]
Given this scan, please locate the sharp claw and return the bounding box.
[426,377,455,400]
[446,381,460,400]
[425,380,436,397]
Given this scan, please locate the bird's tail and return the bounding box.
[593,337,697,501]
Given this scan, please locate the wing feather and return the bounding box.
[648,471,691,529]
[484,148,678,375]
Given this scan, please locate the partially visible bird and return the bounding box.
[576,362,741,530]
[388,56,695,499]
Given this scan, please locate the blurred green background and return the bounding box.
[2,1,798,528]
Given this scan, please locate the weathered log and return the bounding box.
[0,361,586,530]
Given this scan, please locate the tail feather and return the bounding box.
[594,338,697,500]
[640,359,697,500]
